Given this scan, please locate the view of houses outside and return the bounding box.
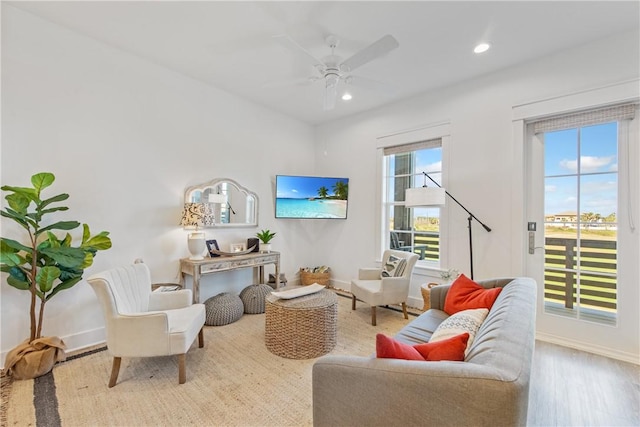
[543,122,618,323]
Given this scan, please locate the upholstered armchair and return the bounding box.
[87,263,205,387]
[351,249,419,325]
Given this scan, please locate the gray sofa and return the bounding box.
[312,277,537,427]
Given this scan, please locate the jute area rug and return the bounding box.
[2,292,418,427]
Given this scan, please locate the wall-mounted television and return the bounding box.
[275,175,349,219]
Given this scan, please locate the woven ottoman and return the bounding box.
[239,284,273,314]
[204,292,244,326]
[265,287,338,359]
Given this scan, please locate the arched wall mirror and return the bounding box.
[184,178,258,228]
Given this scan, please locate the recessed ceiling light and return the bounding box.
[342,92,352,101]
[474,43,491,54]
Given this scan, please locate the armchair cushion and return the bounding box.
[148,289,193,311]
[444,274,503,315]
[380,254,407,278]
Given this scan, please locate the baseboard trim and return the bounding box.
[536,331,640,365]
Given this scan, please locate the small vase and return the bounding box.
[260,243,272,253]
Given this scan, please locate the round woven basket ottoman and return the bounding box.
[265,287,338,359]
[239,284,273,314]
[204,292,244,326]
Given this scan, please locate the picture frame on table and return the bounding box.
[230,243,246,253]
[206,240,220,257]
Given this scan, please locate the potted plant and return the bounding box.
[0,172,112,379]
[256,229,276,253]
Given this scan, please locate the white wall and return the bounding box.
[0,6,318,361]
[314,29,640,362]
[2,4,639,364]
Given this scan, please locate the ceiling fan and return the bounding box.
[272,33,399,110]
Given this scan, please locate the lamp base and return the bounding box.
[187,232,205,260]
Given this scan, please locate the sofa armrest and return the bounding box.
[312,355,527,427]
[429,283,451,310]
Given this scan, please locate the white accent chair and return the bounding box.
[351,250,419,326]
[87,263,205,387]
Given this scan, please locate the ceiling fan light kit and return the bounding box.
[273,33,399,110]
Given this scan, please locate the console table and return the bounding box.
[180,252,280,303]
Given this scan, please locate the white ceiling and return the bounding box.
[8,1,640,125]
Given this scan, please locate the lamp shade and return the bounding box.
[180,203,215,228]
[405,187,446,207]
[208,193,227,204]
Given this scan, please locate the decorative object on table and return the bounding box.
[405,171,491,279]
[271,283,325,299]
[440,268,459,283]
[206,239,220,257]
[204,292,244,326]
[247,237,259,253]
[1,172,112,380]
[239,283,273,314]
[256,229,276,253]
[230,242,246,253]
[180,202,215,260]
[268,273,287,289]
[209,245,258,257]
[299,266,331,286]
[420,282,439,311]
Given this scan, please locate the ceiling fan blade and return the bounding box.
[272,34,326,69]
[340,34,399,72]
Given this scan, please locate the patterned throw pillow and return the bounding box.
[380,254,407,278]
[429,308,489,356]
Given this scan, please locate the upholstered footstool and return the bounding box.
[239,284,273,314]
[204,292,244,326]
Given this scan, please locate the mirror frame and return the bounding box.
[184,178,259,228]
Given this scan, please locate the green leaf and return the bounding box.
[39,246,85,268]
[36,266,60,293]
[39,193,69,209]
[1,186,38,202]
[46,276,82,300]
[39,206,69,216]
[5,192,31,213]
[84,233,112,251]
[37,221,80,235]
[7,275,30,290]
[1,238,31,254]
[31,173,55,195]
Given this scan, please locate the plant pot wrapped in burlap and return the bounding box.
[299,266,331,286]
[4,337,66,380]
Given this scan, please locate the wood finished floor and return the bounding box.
[528,340,640,426]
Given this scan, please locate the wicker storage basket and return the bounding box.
[420,282,439,311]
[300,270,330,286]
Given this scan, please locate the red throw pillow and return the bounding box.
[376,334,424,361]
[414,333,469,361]
[444,274,503,315]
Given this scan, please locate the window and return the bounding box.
[532,103,636,325]
[382,139,442,264]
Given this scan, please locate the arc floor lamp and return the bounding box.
[405,172,491,279]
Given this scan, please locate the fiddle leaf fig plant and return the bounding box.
[0,172,112,342]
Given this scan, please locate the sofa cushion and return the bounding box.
[430,308,489,356]
[414,332,469,361]
[444,274,502,315]
[376,333,423,360]
[380,254,407,278]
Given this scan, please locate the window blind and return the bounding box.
[382,138,441,156]
[531,103,637,134]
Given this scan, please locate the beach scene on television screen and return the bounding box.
[276,176,348,219]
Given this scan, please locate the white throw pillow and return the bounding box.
[429,308,489,356]
[380,255,407,279]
